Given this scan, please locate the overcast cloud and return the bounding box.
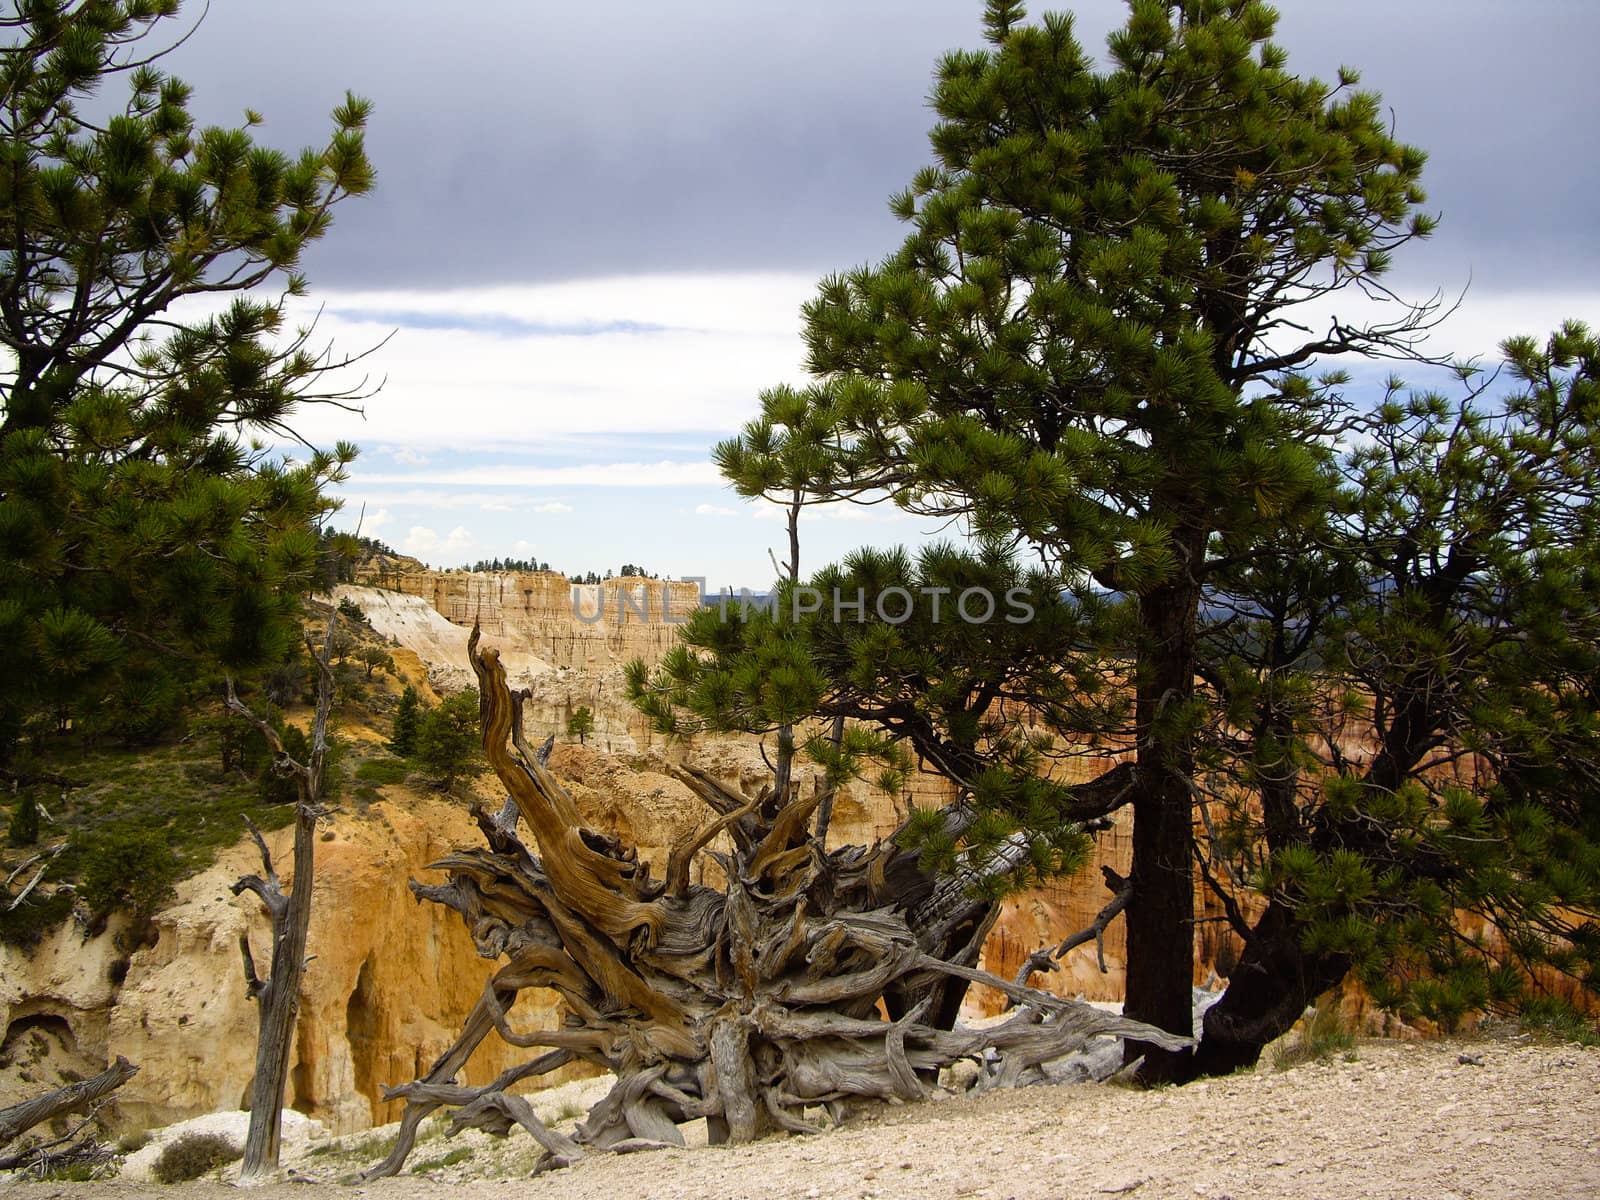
[153,1,1600,583]
[182,0,1599,292]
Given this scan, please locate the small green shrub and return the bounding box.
[0,888,74,947]
[1520,996,1600,1046]
[551,1100,585,1122]
[150,1131,242,1183]
[354,758,409,786]
[336,596,371,627]
[76,826,182,920]
[411,1146,473,1173]
[7,791,41,846]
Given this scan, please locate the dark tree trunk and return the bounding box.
[1123,565,1203,1082]
[1188,902,1348,1076]
[1187,679,1438,1076]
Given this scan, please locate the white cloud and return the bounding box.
[361,506,391,532]
[695,502,739,517]
[392,447,430,466]
[403,525,440,555]
[512,539,537,556]
[531,501,575,514]
[255,275,816,451]
[402,524,476,558]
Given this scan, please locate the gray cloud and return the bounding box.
[173,0,1598,297]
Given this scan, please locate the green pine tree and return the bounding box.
[719,0,1434,1077]
[0,1,375,762]
[6,791,40,848]
[566,706,595,745]
[390,685,421,757]
[412,689,481,788]
[1188,326,1600,1066]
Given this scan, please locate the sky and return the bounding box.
[167,1,1600,590]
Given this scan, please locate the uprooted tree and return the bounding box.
[358,628,1187,1178]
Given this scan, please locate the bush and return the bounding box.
[257,724,343,804]
[1520,996,1600,1046]
[0,887,74,948]
[336,596,370,627]
[150,1132,242,1183]
[354,758,409,786]
[412,690,481,788]
[1271,1001,1356,1071]
[7,791,40,846]
[75,827,182,921]
[567,706,595,745]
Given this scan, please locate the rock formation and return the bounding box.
[2,567,1231,1136]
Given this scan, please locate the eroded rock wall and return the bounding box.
[3,568,1222,1134]
[2,794,591,1135]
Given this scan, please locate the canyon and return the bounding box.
[0,568,1220,1135]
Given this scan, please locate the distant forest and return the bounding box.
[319,530,658,585]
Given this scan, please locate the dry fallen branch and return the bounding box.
[0,1057,137,1154]
[362,627,1189,1178]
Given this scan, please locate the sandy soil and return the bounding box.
[5,1038,1597,1200]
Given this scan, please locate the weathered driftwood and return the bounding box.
[362,628,1189,1178]
[0,1056,137,1155]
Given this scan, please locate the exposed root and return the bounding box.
[359,627,1189,1179]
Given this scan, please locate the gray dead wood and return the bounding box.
[360,627,1188,1179]
[226,612,339,1180]
[0,1056,137,1152]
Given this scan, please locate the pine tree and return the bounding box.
[389,685,421,757]
[6,791,40,847]
[726,0,1435,1077]
[412,689,481,788]
[1188,326,1600,1068]
[566,705,595,745]
[0,1,374,762]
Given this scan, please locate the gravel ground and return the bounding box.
[4,1038,1597,1200]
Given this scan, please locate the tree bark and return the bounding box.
[1123,563,1204,1083]
[226,614,337,1180]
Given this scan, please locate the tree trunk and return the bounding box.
[1188,684,1441,1076]
[1123,569,1202,1082]
[0,1056,137,1151]
[1188,901,1347,1075]
[359,627,1190,1178]
[226,615,337,1180]
[236,806,318,1175]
